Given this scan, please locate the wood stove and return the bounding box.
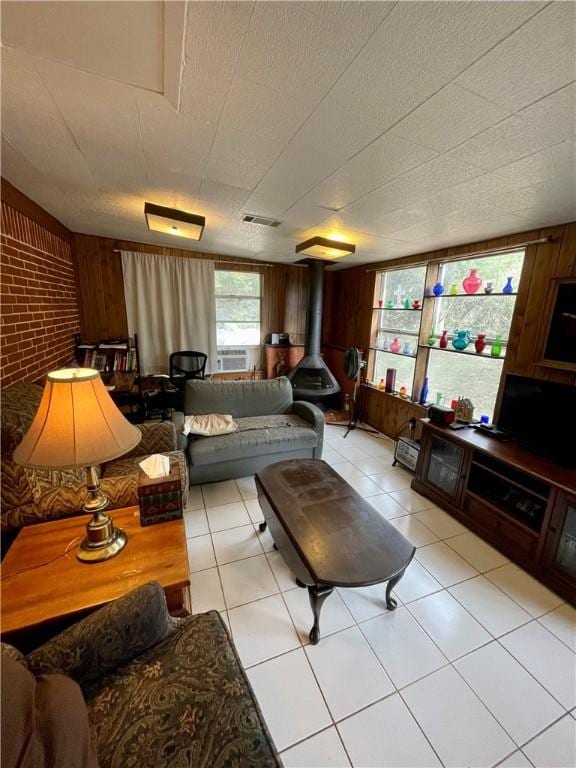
[288,260,340,403]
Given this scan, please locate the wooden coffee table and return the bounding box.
[256,459,415,644]
[1,506,190,647]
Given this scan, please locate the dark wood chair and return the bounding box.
[169,351,207,390]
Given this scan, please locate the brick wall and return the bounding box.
[1,201,80,387]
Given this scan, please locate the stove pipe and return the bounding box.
[287,260,340,401]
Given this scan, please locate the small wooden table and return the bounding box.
[1,506,190,646]
[256,459,415,644]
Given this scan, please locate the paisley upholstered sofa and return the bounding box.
[1,382,189,534]
[2,582,280,768]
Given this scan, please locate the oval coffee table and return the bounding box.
[256,459,415,644]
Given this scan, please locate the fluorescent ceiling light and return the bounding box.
[144,202,205,241]
[295,236,356,261]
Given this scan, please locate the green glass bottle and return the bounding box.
[491,335,502,357]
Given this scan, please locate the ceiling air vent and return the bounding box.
[242,213,282,227]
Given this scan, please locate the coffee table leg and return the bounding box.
[385,570,405,610]
[308,585,333,645]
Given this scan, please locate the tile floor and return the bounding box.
[184,424,576,768]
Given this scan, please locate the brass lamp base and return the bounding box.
[77,523,127,562]
[76,465,128,563]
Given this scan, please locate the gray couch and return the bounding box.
[172,377,324,485]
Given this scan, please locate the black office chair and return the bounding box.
[169,351,208,390]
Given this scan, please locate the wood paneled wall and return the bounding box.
[323,223,576,438]
[74,234,309,354]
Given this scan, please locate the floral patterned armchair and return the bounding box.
[1,383,188,533]
[3,582,280,768]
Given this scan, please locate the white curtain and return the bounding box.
[121,251,217,375]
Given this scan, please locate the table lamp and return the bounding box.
[13,368,142,563]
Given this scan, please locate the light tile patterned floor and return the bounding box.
[183,424,576,768]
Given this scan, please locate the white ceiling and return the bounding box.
[1,1,575,268]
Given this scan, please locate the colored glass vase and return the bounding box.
[402,342,411,355]
[427,334,437,346]
[462,268,482,294]
[484,281,494,294]
[419,377,429,405]
[503,276,514,294]
[433,281,444,297]
[452,329,470,350]
[390,337,401,353]
[439,330,448,349]
[491,335,503,357]
[403,298,410,309]
[450,283,458,296]
[382,337,390,351]
[412,299,421,310]
[475,333,487,354]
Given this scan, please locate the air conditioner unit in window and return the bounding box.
[216,348,249,372]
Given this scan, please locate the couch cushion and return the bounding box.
[86,611,280,768]
[184,376,293,418]
[189,415,318,467]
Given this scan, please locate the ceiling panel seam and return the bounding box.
[37,68,96,187]
[199,0,257,197]
[266,1,559,216]
[240,1,400,197]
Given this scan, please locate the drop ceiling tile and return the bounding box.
[180,1,253,123]
[137,93,216,179]
[374,1,547,82]
[390,84,511,153]
[519,83,576,145]
[1,56,94,187]
[1,0,164,91]
[218,77,311,147]
[40,63,147,189]
[338,178,424,230]
[448,115,564,172]
[400,153,485,199]
[456,2,576,111]
[304,135,437,211]
[194,180,252,220]
[204,123,284,191]
[235,1,394,103]
[492,140,576,189]
[496,178,576,215]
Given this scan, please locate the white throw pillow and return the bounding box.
[183,414,238,437]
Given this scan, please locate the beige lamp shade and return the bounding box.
[13,368,142,469]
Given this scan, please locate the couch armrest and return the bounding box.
[122,422,177,459]
[25,582,175,690]
[170,411,189,451]
[292,401,324,455]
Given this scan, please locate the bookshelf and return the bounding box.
[75,334,140,376]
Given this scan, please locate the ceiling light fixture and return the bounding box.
[295,236,356,261]
[144,202,205,241]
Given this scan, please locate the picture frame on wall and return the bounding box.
[539,277,576,372]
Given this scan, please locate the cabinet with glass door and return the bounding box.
[418,430,469,505]
[543,491,576,590]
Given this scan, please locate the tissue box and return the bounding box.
[138,469,183,527]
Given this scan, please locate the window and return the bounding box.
[427,251,524,419]
[370,249,525,421]
[371,265,426,394]
[215,270,261,347]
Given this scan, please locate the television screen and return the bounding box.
[497,374,576,465]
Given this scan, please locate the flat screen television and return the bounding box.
[497,374,576,466]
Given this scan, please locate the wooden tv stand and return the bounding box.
[412,421,576,605]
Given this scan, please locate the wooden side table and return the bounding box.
[1,506,190,647]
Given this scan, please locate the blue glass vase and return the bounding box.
[432,282,444,297]
[502,276,514,294]
[419,377,429,405]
